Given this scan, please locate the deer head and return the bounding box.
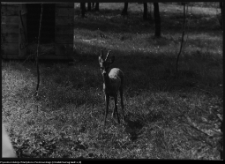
[98,50,114,75]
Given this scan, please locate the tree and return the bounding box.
[175,3,187,74]
[219,2,223,28]
[143,3,148,20]
[153,2,161,37]
[95,2,99,11]
[88,2,91,11]
[121,2,151,21]
[148,3,153,22]
[87,2,99,12]
[80,2,86,18]
[121,2,128,16]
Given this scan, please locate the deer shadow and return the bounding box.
[123,112,144,142]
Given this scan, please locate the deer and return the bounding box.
[98,50,125,126]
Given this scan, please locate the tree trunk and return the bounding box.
[175,3,186,74]
[92,3,95,8]
[80,2,86,18]
[95,2,99,11]
[88,2,91,11]
[149,3,153,22]
[121,2,128,16]
[153,3,161,37]
[219,4,224,159]
[219,2,223,28]
[143,3,148,20]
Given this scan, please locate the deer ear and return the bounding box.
[105,50,114,64]
[98,51,104,64]
[105,50,111,61]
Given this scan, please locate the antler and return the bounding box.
[105,50,111,61]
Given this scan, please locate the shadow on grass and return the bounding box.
[3,36,222,108]
[124,112,144,141]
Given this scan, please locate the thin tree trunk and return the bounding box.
[143,3,148,20]
[121,2,128,16]
[95,2,99,11]
[153,3,161,37]
[35,4,43,96]
[220,3,223,160]
[175,3,186,74]
[149,3,153,22]
[91,3,94,8]
[88,2,91,11]
[219,3,224,156]
[80,2,86,17]
[219,2,223,28]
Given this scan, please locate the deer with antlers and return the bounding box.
[98,50,125,126]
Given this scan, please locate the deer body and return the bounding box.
[103,68,123,97]
[99,51,125,125]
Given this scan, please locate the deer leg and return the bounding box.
[112,96,120,124]
[120,87,125,120]
[112,96,117,118]
[104,94,109,126]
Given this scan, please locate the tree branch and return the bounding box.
[175,3,187,74]
[35,4,43,97]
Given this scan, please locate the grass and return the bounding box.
[2,3,223,159]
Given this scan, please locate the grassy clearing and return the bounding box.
[2,3,222,159]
